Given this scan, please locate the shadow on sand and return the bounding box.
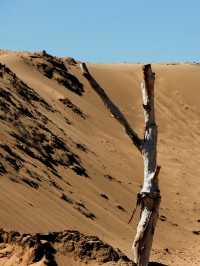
[149,262,168,266]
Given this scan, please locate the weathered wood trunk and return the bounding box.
[80,62,160,266]
[132,64,161,266]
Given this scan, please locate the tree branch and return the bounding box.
[132,64,161,266]
[80,63,142,152]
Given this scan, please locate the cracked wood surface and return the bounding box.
[133,65,160,266]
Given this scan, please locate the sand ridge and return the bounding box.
[0,51,199,265]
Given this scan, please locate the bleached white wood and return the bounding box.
[80,62,160,266]
[132,64,161,266]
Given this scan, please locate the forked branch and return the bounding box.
[132,64,161,266]
[80,62,160,266]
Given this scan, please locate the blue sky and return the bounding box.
[0,0,200,62]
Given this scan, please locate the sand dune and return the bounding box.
[0,51,199,265]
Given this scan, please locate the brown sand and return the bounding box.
[0,51,199,265]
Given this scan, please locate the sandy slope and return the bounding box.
[0,51,199,265]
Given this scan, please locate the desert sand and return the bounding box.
[0,50,199,265]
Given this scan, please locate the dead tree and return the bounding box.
[80,63,161,266]
[132,64,161,266]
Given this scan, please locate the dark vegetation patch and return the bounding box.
[0,69,55,131]
[64,180,72,187]
[70,164,88,177]
[63,57,77,66]
[0,62,88,189]
[171,222,178,227]
[100,193,109,200]
[0,162,7,175]
[159,215,167,222]
[59,193,96,220]
[60,193,73,204]
[23,51,84,96]
[26,169,42,182]
[49,180,64,191]
[0,63,54,113]
[59,98,87,119]
[192,230,200,235]
[104,174,122,184]
[0,87,27,122]
[9,176,19,183]
[76,143,88,152]
[10,122,88,178]
[104,174,114,181]
[74,206,96,220]
[116,205,126,212]
[21,177,39,189]
[74,201,96,220]
[0,144,24,173]
[64,116,72,125]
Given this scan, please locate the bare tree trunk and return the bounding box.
[80,62,160,266]
[132,64,161,266]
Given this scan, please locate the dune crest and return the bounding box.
[0,51,200,265]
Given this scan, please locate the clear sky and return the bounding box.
[0,0,200,63]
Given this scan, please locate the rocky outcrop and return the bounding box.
[0,229,134,265]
